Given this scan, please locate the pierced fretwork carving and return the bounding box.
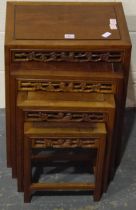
[25,111,105,122]
[31,137,99,149]
[18,80,114,93]
[13,51,122,63]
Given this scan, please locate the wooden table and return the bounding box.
[5,1,131,198]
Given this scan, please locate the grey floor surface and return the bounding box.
[0,109,136,210]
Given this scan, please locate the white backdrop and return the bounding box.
[0,0,136,107]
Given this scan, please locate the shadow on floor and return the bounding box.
[120,108,136,160]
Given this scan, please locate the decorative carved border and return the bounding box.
[31,137,99,149]
[25,111,105,122]
[18,80,115,93]
[13,51,123,63]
